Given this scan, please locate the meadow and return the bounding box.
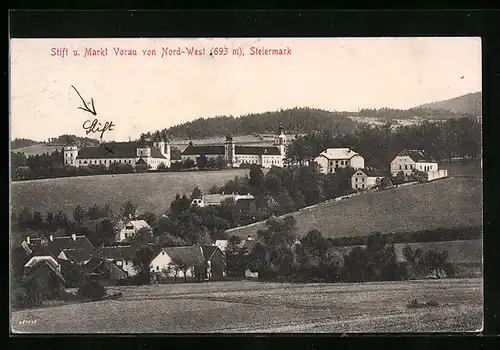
[227,176,483,239]
[10,169,252,216]
[11,278,483,333]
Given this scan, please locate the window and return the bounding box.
[156,266,159,271]
[355,178,358,182]
[125,260,128,265]
[355,184,358,189]
[162,251,165,255]
[125,225,134,230]
[399,165,402,170]
[362,184,365,189]
[404,165,407,170]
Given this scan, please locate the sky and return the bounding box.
[10,37,481,142]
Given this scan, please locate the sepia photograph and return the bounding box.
[9,37,483,333]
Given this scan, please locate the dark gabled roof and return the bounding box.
[25,259,65,283]
[353,169,385,177]
[201,246,221,261]
[76,142,166,160]
[82,257,106,273]
[397,149,436,163]
[95,243,156,261]
[135,158,147,165]
[161,246,205,267]
[27,235,96,259]
[181,144,225,156]
[235,146,281,156]
[59,248,94,264]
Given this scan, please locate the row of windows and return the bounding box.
[78,159,134,165]
[354,184,365,189]
[354,177,365,182]
[398,164,433,171]
[329,160,349,166]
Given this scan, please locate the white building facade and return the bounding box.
[64,135,171,170]
[181,124,288,168]
[314,148,365,174]
[351,169,383,190]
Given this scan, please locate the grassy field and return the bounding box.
[12,143,65,156]
[227,177,483,239]
[10,169,251,216]
[11,278,483,333]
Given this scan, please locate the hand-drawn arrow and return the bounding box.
[71,85,97,116]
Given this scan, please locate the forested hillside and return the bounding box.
[143,107,359,140]
[415,92,482,116]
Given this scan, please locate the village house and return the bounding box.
[82,257,128,285]
[24,234,96,266]
[390,149,448,180]
[23,256,66,300]
[116,219,152,242]
[181,124,288,168]
[94,243,156,276]
[191,193,255,208]
[149,245,225,281]
[351,169,384,190]
[63,134,171,170]
[314,148,365,174]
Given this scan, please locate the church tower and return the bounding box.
[274,123,287,155]
[63,140,78,167]
[136,136,151,158]
[224,134,236,166]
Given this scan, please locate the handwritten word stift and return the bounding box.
[83,119,115,139]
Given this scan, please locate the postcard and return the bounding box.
[10,37,483,333]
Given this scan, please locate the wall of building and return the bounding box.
[314,156,329,174]
[390,156,416,176]
[427,169,448,181]
[149,251,196,277]
[115,259,137,276]
[350,155,365,169]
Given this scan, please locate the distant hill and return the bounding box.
[144,107,359,140]
[415,92,482,116]
[11,135,100,156]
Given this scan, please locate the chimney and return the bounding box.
[26,236,30,245]
[71,233,77,241]
[49,235,53,242]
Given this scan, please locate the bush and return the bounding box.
[406,298,439,309]
[77,280,106,301]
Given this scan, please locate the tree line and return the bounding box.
[145,107,359,140]
[225,217,455,283]
[285,117,481,170]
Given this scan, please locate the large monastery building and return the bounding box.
[181,124,288,168]
[63,134,170,170]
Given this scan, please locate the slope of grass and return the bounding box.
[416,91,482,116]
[11,278,482,333]
[227,177,483,239]
[12,143,65,156]
[10,169,251,216]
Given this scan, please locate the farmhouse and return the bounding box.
[390,149,447,180]
[181,124,288,168]
[351,169,384,190]
[150,246,206,280]
[314,148,365,174]
[63,134,171,170]
[149,246,225,281]
[191,193,255,207]
[116,219,153,242]
[94,243,156,276]
[23,256,66,300]
[24,234,95,265]
[82,257,128,285]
